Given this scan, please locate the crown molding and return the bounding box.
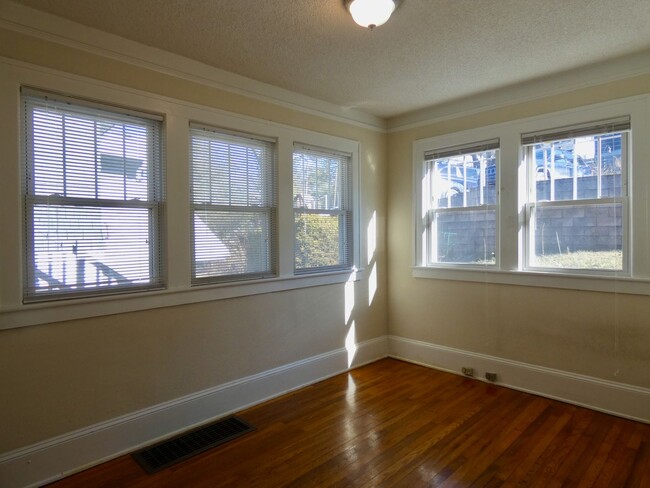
[1,1,648,136]
[0,0,387,132]
[387,49,650,133]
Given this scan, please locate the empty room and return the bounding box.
[0,1,649,486]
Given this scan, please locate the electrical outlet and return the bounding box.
[461,367,474,377]
[485,372,497,382]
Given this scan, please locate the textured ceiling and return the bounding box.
[9,0,650,118]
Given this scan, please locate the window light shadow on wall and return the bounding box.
[345,321,357,368]
[368,211,378,306]
[345,279,357,367]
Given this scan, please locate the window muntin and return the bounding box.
[190,125,277,284]
[293,145,352,273]
[524,121,629,272]
[22,91,164,301]
[424,142,499,265]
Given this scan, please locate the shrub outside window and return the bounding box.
[423,140,499,266]
[523,117,630,272]
[22,89,165,302]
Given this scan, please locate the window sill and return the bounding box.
[0,269,362,330]
[412,266,650,296]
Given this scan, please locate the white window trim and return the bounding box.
[414,127,504,271]
[521,122,630,276]
[0,60,362,330]
[413,94,650,295]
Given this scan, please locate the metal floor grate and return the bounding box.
[132,416,255,474]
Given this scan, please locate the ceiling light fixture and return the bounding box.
[346,0,398,30]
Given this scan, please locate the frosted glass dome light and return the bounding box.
[347,0,398,30]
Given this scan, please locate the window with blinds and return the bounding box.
[22,89,165,301]
[190,124,277,284]
[293,144,352,273]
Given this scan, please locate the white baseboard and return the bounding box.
[388,335,650,424]
[0,336,388,488]
[4,334,646,488]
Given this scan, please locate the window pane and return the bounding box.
[532,134,623,202]
[191,135,271,207]
[293,152,343,210]
[430,149,497,209]
[294,211,348,269]
[193,210,271,279]
[531,203,623,270]
[32,205,152,293]
[32,108,151,201]
[433,209,496,264]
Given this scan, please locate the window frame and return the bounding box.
[292,143,354,275]
[421,140,500,268]
[21,88,166,302]
[413,94,650,295]
[521,125,630,276]
[414,129,503,271]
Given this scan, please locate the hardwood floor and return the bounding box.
[48,359,650,487]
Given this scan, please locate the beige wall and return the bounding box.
[387,75,650,391]
[0,28,388,453]
[1,22,648,458]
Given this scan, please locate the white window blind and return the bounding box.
[293,144,353,273]
[22,89,165,301]
[190,124,277,284]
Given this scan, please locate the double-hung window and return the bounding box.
[22,89,165,301]
[190,125,277,284]
[523,117,630,272]
[423,140,499,265]
[293,144,353,273]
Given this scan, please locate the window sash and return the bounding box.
[426,206,498,266]
[189,125,277,284]
[525,200,627,273]
[22,90,164,302]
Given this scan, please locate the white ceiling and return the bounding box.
[8,0,650,119]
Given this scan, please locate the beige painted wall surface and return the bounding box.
[0,29,388,453]
[387,76,650,391]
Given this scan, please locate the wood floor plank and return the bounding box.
[47,359,650,488]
